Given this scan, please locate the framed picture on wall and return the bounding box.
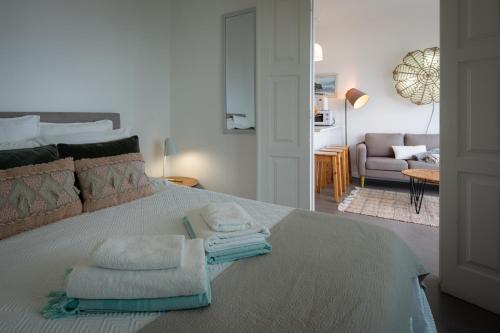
[315,73,338,98]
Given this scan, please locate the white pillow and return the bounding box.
[392,145,427,160]
[36,128,131,145]
[39,120,113,136]
[0,116,40,143]
[0,139,41,151]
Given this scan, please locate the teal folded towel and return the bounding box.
[206,242,272,264]
[41,286,211,319]
[182,217,272,264]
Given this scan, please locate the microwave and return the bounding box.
[314,110,335,126]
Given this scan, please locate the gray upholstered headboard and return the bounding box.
[0,112,120,129]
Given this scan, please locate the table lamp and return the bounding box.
[164,137,178,179]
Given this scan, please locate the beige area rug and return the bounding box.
[338,187,439,227]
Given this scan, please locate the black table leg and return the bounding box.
[409,177,427,214]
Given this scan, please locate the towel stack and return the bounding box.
[42,235,210,318]
[184,202,272,264]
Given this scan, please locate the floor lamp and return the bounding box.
[344,88,369,145]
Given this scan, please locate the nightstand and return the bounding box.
[164,176,199,187]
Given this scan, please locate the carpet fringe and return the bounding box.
[338,187,361,212]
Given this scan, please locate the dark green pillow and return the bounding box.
[0,145,59,170]
[57,136,140,160]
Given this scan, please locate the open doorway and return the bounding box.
[311,0,440,275]
[253,0,500,323]
[311,0,500,325]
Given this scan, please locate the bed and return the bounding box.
[0,112,436,333]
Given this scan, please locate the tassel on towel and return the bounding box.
[41,291,80,319]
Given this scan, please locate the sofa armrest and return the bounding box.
[356,143,367,176]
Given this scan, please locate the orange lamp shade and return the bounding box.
[346,88,369,109]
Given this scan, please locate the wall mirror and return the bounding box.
[223,8,256,134]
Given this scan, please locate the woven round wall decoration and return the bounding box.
[393,47,440,105]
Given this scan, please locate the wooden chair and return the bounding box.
[315,155,331,192]
[319,147,346,193]
[326,145,351,186]
[314,151,341,203]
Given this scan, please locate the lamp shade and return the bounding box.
[314,43,324,62]
[346,88,369,109]
[164,138,177,156]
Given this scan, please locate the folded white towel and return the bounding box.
[186,210,270,252]
[91,234,185,270]
[201,202,256,232]
[66,239,207,299]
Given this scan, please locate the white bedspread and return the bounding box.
[0,181,292,333]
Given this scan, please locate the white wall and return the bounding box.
[0,0,171,176]
[315,0,440,170]
[168,0,257,199]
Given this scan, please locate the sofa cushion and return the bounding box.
[366,157,408,171]
[365,133,404,157]
[404,134,439,150]
[407,160,439,170]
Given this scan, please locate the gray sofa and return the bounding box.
[356,133,439,186]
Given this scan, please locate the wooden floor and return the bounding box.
[315,179,500,333]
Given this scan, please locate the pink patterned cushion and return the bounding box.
[0,158,82,240]
[74,153,154,212]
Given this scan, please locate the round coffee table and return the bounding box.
[401,169,439,214]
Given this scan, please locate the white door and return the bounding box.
[256,0,313,209]
[441,0,500,314]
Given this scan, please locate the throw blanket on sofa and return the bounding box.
[140,209,429,333]
[415,148,440,165]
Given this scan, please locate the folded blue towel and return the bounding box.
[206,243,272,264]
[182,217,272,264]
[42,286,211,319]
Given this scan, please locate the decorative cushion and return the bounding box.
[0,115,40,143]
[40,120,113,136]
[392,145,427,160]
[0,145,59,170]
[365,133,404,157]
[57,136,140,160]
[74,153,154,212]
[0,158,82,240]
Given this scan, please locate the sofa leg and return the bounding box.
[360,176,365,188]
